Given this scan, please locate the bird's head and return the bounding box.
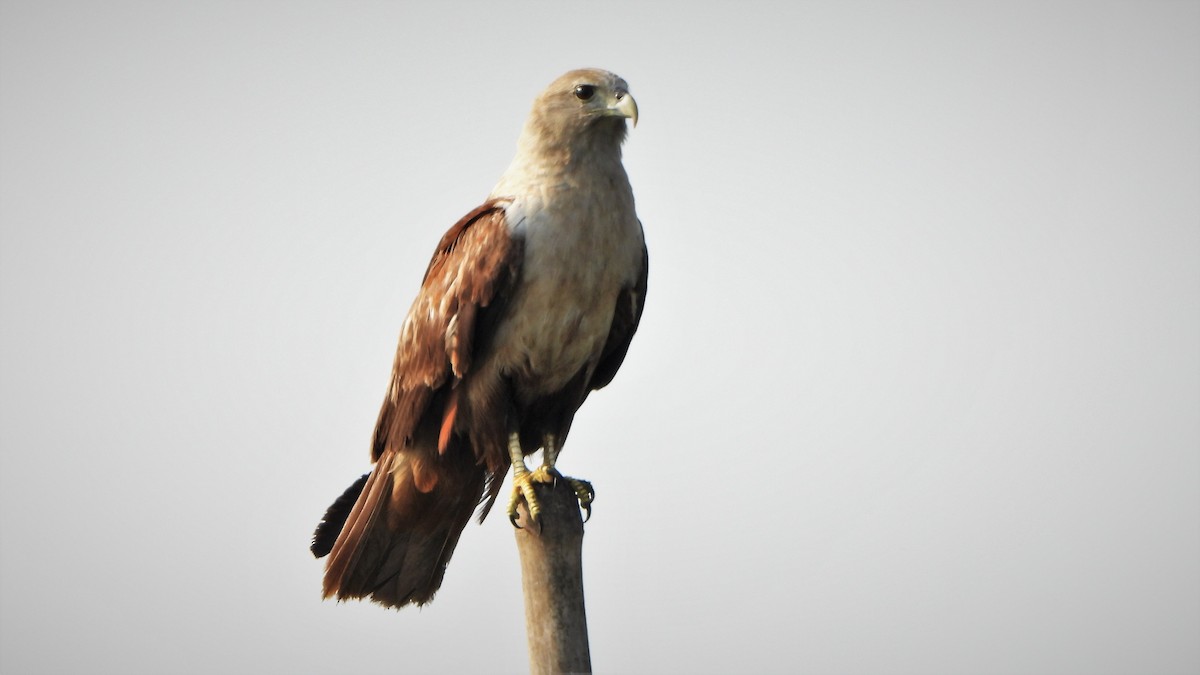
[521,69,638,156]
[546,68,637,128]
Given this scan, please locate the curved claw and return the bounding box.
[507,472,543,529]
[509,508,545,533]
[508,466,595,527]
[567,478,594,523]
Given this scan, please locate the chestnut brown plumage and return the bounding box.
[312,68,647,609]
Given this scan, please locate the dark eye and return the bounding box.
[573,84,596,101]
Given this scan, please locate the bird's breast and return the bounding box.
[489,191,642,397]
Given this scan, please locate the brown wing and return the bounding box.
[371,199,523,461]
[589,239,648,391]
[320,201,523,605]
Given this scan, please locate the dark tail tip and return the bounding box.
[311,473,370,558]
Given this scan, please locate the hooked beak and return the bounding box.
[609,92,638,127]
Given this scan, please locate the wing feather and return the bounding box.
[371,199,522,462]
[589,240,648,391]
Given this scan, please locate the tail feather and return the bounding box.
[317,449,488,609]
[311,473,369,558]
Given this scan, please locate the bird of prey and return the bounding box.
[310,68,647,609]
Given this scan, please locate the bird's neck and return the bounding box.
[493,119,627,196]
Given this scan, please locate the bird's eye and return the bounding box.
[573,84,596,101]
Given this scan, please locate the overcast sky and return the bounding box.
[2,2,1198,674]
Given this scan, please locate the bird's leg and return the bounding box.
[506,433,597,526]
[528,433,561,483]
[530,434,595,522]
[506,431,540,528]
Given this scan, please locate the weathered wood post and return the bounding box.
[513,479,591,674]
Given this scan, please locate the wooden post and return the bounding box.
[513,479,591,674]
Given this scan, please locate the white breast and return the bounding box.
[489,187,643,398]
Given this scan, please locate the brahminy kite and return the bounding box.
[311,68,647,609]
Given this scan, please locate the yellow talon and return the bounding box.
[505,432,596,528]
[507,471,542,528]
[568,478,594,522]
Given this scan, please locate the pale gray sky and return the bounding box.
[1,2,1198,674]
